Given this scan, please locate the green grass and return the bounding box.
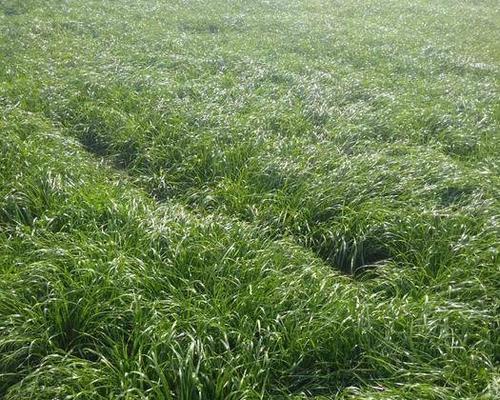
[1,0,499,398]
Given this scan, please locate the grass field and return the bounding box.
[1,0,499,398]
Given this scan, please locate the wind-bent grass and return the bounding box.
[1,0,499,398]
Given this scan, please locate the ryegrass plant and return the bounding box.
[1,0,499,398]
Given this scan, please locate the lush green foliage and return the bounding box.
[1,0,499,398]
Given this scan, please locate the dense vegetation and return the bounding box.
[1,0,499,398]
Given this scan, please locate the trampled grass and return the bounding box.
[1,0,499,398]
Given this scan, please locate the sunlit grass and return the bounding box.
[1,0,499,398]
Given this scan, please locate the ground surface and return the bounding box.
[0,0,499,398]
